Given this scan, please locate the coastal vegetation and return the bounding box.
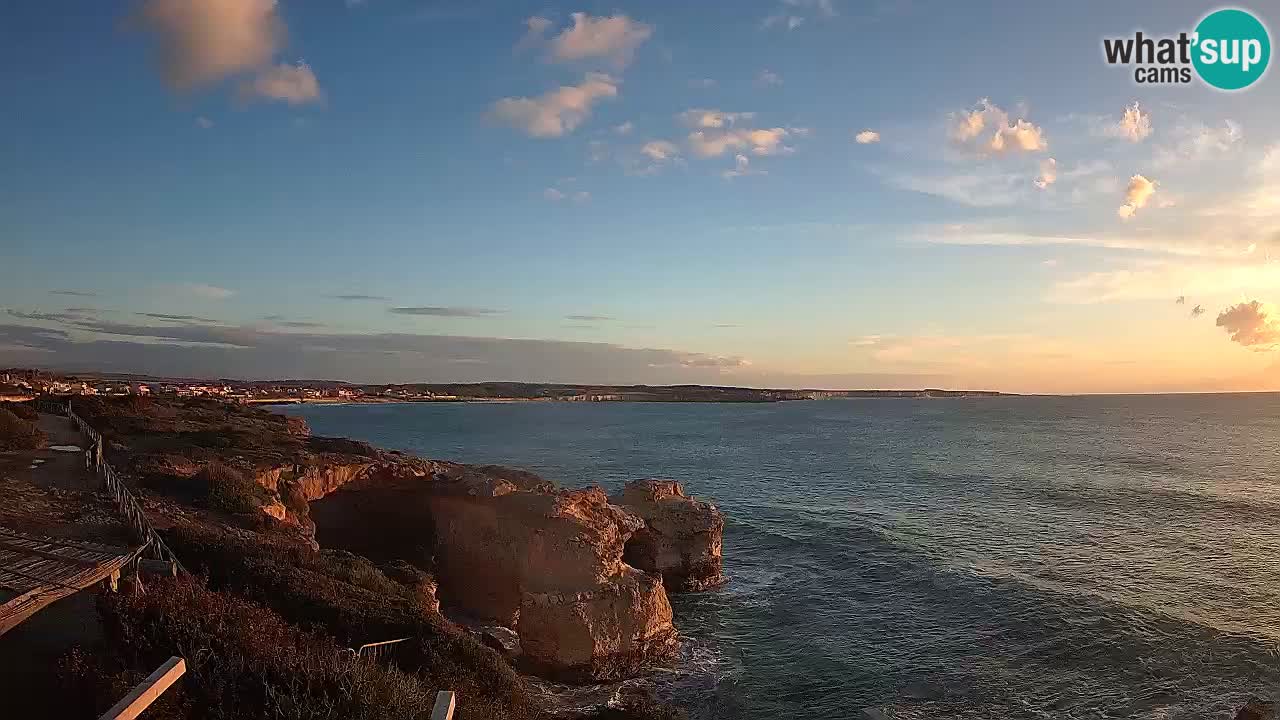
[23,396,692,719]
[0,405,46,451]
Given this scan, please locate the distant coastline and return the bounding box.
[3,368,1012,405]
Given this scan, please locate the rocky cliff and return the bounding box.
[615,479,726,592]
[73,396,709,684]
[302,467,681,681]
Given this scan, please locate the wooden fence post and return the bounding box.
[98,656,186,720]
[431,690,456,720]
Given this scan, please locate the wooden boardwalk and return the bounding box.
[0,527,139,636]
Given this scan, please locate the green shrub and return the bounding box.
[0,407,46,451]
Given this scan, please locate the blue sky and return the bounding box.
[3,1,1280,392]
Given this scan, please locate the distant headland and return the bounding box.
[1,368,1011,404]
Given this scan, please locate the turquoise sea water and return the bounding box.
[282,395,1280,719]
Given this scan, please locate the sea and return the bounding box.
[280,394,1280,720]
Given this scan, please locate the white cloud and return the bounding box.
[641,140,680,162]
[489,73,618,138]
[139,0,284,91]
[544,187,589,203]
[1217,301,1280,349]
[854,130,880,144]
[757,69,783,86]
[546,13,653,68]
[195,116,214,129]
[762,0,836,30]
[239,62,322,105]
[949,99,1047,155]
[762,14,804,30]
[1034,157,1058,190]
[689,127,795,157]
[679,108,756,129]
[888,169,1030,208]
[679,108,798,158]
[1101,102,1153,142]
[1117,174,1156,219]
[516,16,553,52]
[181,283,234,300]
[1153,119,1242,168]
[613,121,634,135]
[722,154,765,179]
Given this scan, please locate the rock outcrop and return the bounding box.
[307,470,680,681]
[1237,698,1278,720]
[615,479,725,592]
[520,565,676,681]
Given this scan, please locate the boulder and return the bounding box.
[519,565,678,681]
[615,479,725,592]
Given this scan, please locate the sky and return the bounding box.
[3,1,1280,393]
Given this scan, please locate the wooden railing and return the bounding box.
[353,637,411,662]
[44,398,455,715]
[53,400,186,572]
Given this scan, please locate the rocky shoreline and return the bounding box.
[67,395,724,710]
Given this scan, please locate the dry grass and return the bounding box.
[197,461,271,515]
[0,407,47,451]
[86,575,439,720]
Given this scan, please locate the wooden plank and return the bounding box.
[431,690,456,720]
[98,656,186,720]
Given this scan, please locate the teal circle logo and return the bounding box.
[1193,8,1271,90]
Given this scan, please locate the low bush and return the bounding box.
[8,401,39,421]
[198,462,272,514]
[94,576,437,720]
[162,523,539,720]
[0,407,47,451]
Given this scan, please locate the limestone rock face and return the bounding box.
[300,462,683,681]
[519,566,677,681]
[427,484,644,624]
[615,479,725,592]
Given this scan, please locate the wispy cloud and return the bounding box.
[389,306,504,318]
[239,61,322,105]
[722,153,764,179]
[50,290,97,297]
[762,0,836,30]
[517,13,653,69]
[565,314,615,321]
[489,73,618,138]
[680,109,801,158]
[329,294,390,301]
[1153,118,1242,168]
[179,283,235,300]
[137,312,218,323]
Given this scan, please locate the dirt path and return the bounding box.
[0,414,129,544]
